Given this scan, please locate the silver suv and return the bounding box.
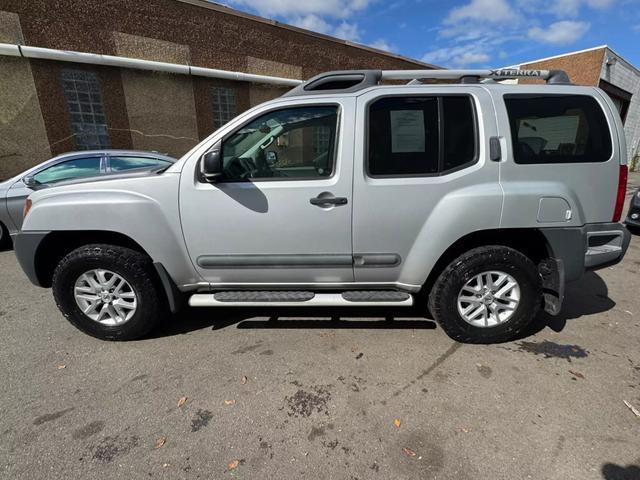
[13,69,631,343]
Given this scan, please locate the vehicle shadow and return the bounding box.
[150,306,437,339]
[150,271,615,340]
[517,271,616,339]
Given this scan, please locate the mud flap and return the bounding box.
[538,258,565,316]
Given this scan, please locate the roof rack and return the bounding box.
[283,68,571,96]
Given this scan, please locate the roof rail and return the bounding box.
[284,68,571,96]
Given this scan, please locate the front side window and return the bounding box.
[61,69,111,150]
[504,94,612,164]
[221,106,338,180]
[368,95,476,177]
[110,156,172,172]
[33,157,102,184]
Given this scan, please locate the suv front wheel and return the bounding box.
[52,244,165,340]
[428,245,541,344]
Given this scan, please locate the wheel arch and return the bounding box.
[421,228,552,297]
[34,230,147,288]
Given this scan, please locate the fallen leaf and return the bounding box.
[57,365,66,370]
[177,396,187,408]
[402,447,417,457]
[568,370,585,379]
[241,376,247,385]
[624,400,640,418]
[394,419,401,428]
[228,460,239,470]
[155,437,166,449]
[224,399,236,406]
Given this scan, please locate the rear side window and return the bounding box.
[504,94,612,164]
[368,95,477,177]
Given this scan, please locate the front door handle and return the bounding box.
[310,195,348,207]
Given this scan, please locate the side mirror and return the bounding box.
[200,141,223,182]
[23,175,37,188]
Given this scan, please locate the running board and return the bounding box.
[188,291,413,307]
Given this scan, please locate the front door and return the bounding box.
[179,99,355,287]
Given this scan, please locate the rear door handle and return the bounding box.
[310,196,348,207]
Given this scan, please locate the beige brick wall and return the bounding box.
[0,12,51,180]
[114,33,199,156]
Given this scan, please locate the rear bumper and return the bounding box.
[14,230,50,287]
[541,222,631,282]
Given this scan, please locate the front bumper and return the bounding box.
[14,230,50,287]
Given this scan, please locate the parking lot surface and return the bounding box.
[1,177,639,480]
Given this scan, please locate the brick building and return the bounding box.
[0,0,432,180]
[513,46,640,169]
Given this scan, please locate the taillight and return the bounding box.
[23,198,32,219]
[613,165,628,222]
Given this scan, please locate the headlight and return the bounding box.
[23,198,32,219]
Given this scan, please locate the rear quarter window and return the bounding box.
[504,94,612,164]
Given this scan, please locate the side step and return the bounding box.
[188,290,413,307]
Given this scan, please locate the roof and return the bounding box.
[513,45,608,67]
[174,0,437,69]
[511,45,638,73]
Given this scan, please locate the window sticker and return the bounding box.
[390,110,425,153]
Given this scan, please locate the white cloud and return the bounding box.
[444,0,519,24]
[226,0,372,20]
[369,38,394,51]
[518,0,615,17]
[528,20,590,44]
[422,45,491,66]
[226,0,368,42]
[291,14,332,34]
[334,21,361,41]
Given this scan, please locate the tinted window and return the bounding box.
[61,69,111,150]
[110,156,171,172]
[504,94,612,164]
[221,106,338,180]
[442,96,476,171]
[368,95,476,177]
[33,157,102,184]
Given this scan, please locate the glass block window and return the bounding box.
[212,87,237,130]
[61,69,111,150]
[313,126,331,156]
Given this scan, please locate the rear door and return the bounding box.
[352,86,501,289]
[495,86,621,226]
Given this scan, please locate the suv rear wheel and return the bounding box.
[428,245,541,344]
[52,244,165,340]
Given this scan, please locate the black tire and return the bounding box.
[428,246,541,344]
[52,244,165,340]
[0,222,12,251]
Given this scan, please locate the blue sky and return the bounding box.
[221,0,640,68]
